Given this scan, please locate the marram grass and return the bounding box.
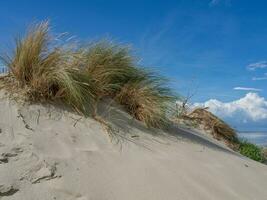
[81,41,175,127]
[81,40,139,98]
[116,71,175,128]
[1,21,176,128]
[0,21,95,112]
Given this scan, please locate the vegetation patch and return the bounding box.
[0,21,94,113]
[181,107,239,150]
[116,72,174,128]
[238,140,266,163]
[1,20,265,164]
[0,21,176,129]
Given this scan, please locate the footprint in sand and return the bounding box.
[0,184,19,197]
[0,147,23,164]
[20,159,60,184]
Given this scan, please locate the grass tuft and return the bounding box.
[186,108,239,149]
[82,40,137,98]
[1,21,177,129]
[0,21,95,112]
[116,71,175,128]
[81,41,176,128]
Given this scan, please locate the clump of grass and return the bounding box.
[0,21,95,112]
[116,71,175,128]
[1,20,176,129]
[81,41,176,128]
[82,41,138,99]
[183,107,266,163]
[80,41,140,118]
[186,108,239,149]
[239,140,265,163]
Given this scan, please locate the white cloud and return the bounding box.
[194,93,267,122]
[247,61,267,70]
[233,87,262,92]
[252,73,267,81]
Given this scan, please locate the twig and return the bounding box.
[18,113,34,131]
[73,117,82,127]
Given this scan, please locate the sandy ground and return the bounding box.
[0,91,267,200]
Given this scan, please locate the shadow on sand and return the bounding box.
[96,100,240,156]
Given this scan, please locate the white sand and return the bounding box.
[0,92,266,200]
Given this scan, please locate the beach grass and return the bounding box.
[0,21,95,112]
[116,71,174,128]
[1,20,267,164]
[0,21,176,128]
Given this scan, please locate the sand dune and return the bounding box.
[0,92,267,200]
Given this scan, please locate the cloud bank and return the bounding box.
[194,93,267,122]
[233,87,262,92]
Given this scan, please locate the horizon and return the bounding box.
[0,0,267,134]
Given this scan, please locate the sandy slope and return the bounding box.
[0,92,266,200]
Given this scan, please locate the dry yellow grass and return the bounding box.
[80,41,175,127]
[116,73,174,128]
[0,21,95,112]
[186,107,239,149]
[0,21,177,128]
[81,41,138,97]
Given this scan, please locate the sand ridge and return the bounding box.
[0,92,267,200]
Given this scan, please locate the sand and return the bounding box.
[0,91,266,200]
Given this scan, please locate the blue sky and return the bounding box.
[0,0,267,131]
